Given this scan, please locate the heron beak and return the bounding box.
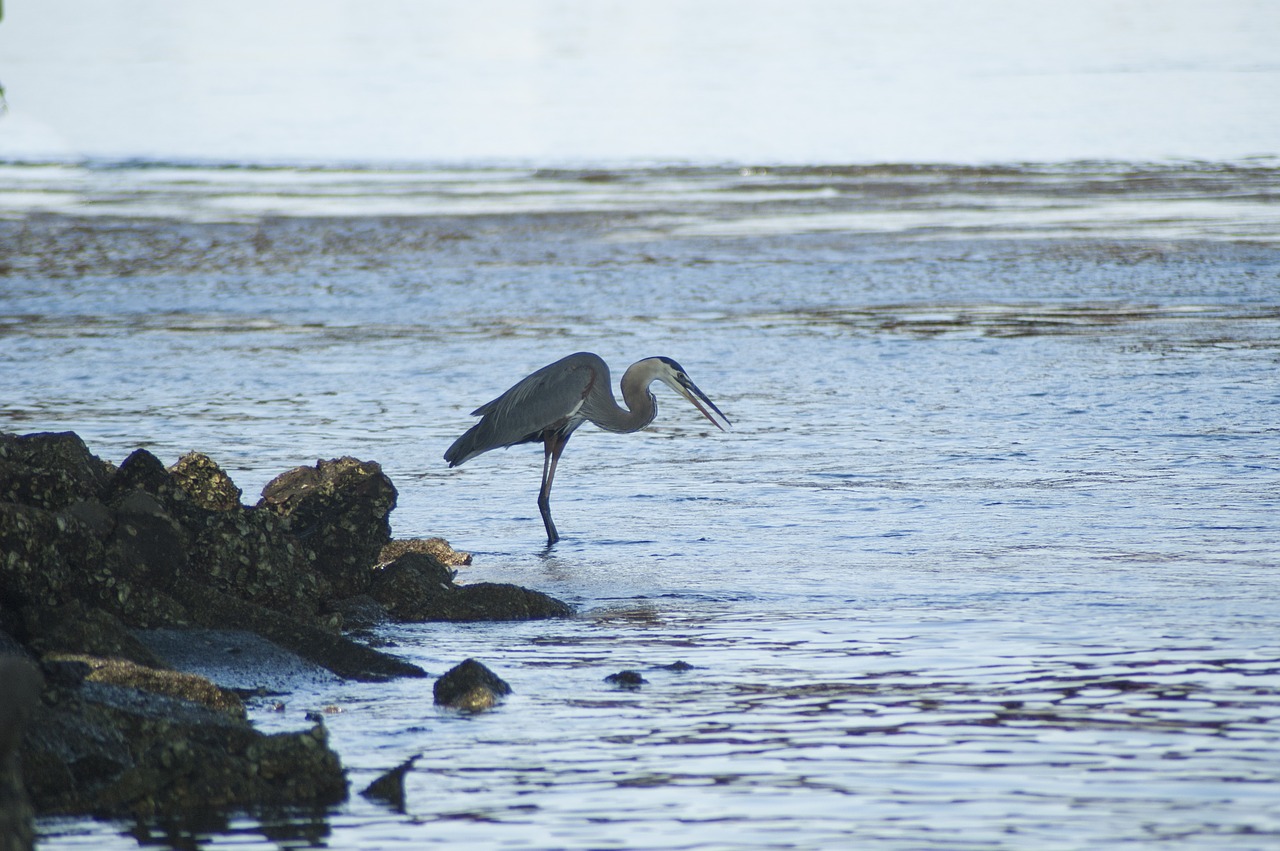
[676,376,731,431]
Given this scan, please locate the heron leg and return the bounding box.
[538,432,568,544]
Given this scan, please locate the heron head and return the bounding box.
[649,356,731,431]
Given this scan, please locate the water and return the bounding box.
[3,2,1280,846]
[4,161,1280,849]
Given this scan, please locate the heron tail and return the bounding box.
[443,425,483,467]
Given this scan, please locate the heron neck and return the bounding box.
[583,367,657,434]
[594,383,655,433]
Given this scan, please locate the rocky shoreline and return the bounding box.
[0,430,573,842]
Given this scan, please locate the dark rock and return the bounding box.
[0,656,42,759]
[180,504,330,621]
[134,628,344,694]
[103,451,332,618]
[105,449,174,507]
[0,630,26,659]
[433,659,511,711]
[326,594,391,631]
[454,582,575,621]
[604,670,648,689]
[62,499,114,539]
[368,552,455,619]
[38,659,91,688]
[23,602,166,669]
[0,657,42,851]
[0,500,192,632]
[169,579,425,683]
[361,753,419,812]
[21,679,347,818]
[105,491,188,590]
[657,661,695,672]
[259,458,397,599]
[0,501,107,613]
[369,553,573,622]
[0,432,113,512]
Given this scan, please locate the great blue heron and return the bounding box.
[444,352,730,544]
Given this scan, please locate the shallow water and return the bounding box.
[4,162,1280,849]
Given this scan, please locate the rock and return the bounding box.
[379,537,472,567]
[0,631,25,658]
[0,657,42,851]
[99,451,333,620]
[20,679,347,818]
[104,490,188,590]
[0,657,43,755]
[181,503,330,621]
[104,449,175,507]
[259,458,397,599]
[361,753,419,812]
[62,499,114,539]
[134,628,344,694]
[370,553,574,622]
[0,429,579,823]
[23,602,166,669]
[368,552,455,619]
[604,670,648,689]
[0,432,112,512]
[657,661,695,672]
[433,659,511,711]
[168,452,242,511]
[0,498,191,633]
[0,501,107,613]
[37,660,91,689]
[326,594,391,631]
[453,582,576,621]
[169,579,425,682]
[42,653,245,717]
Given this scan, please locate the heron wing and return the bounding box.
[444,353,605,466]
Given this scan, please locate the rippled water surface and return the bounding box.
[5,162,1280,849]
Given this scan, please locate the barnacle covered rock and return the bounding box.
[259,457,397,599]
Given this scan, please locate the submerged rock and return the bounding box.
[433,659,512,711]
[657,661,695,672]
[604,670,648,689]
